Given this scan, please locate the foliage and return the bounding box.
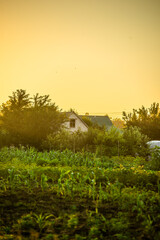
[43,127,120,155]
[0,147,160,239]
[43,126,149,157]
[82,116,105,130]
[0,91,152,156]
[0,89,66,149]
[112,118,124,129]
[122,126,149,157]
[123,102,160,139]
[148,146,160,170]
[81,116,93,128]
[42,129,86,152]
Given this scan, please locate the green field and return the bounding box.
[0,147,160,240]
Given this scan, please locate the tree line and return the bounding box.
[123,102,160,140]
[0,89,160,156]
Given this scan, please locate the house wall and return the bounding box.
[64,112,88,132]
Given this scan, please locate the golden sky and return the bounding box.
[1,0,160,118]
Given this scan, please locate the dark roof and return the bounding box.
[80,115,113,129]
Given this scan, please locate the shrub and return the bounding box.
[121,126,149,157]
[42,126,149,157]
[42,129,86,152]
[148,147,160,170]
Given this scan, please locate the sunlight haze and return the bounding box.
[1,0,160,118]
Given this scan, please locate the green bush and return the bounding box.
[121,126,149,157]
[148,147,160,170]
[42,126,149,157]
[42,129,86,152]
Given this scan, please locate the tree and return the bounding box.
[112,118,124,129]
[7,89,31,110]
[81,116,93,128]
[82,116,106,131]
[0,89,66,148]
[32,93,51,108]
[122,126,149,156]
[123,103,160,140]
[0,90,31,143]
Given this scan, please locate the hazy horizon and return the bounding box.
[1,0,160,118]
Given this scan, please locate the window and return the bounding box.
[70,119,75,128]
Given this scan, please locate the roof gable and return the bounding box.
[65,111,89,129]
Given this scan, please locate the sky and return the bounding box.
[0,0,160,118]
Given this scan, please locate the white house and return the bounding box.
[64,111,88,133]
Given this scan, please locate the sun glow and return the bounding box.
[0,0,160,117]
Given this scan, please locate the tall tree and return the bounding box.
[0,90,31,142]
[0,90,66,148]
[123,103,160,140]
[8,89,31,111]
[32,93,51,108]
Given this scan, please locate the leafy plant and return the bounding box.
[149,147,160,170]
[41,173,48,191]
[33,213,54,233]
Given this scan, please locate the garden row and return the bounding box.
[0,147,160,239]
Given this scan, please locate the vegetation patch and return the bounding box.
[0,147,160,239]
